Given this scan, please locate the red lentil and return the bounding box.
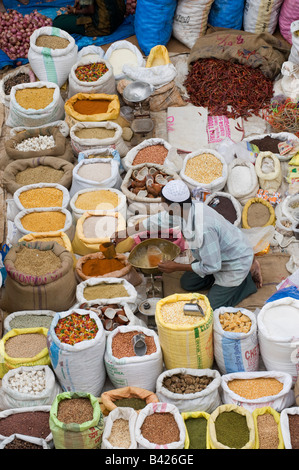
[141,412,180,445]
[55,312,98,345]
[75,62,109,82]
[112,330,156,359]
[132,145,168,165]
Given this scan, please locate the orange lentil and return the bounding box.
[227,378,283,399]
[18,187,64,209]
[20,211,66,232]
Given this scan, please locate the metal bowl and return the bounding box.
[128,238,181,275]
[123,81,154,103]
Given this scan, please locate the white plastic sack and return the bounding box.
[76,277,138,307]
[77,146,122,168]
[68,57,116,98]
[221,371,295,412]
[135,402,185,449]
[47,309,106,397]
[244,131,299,162]
[255,151,282,193]
[243,0,284,34]
[204,191,242,227]
[156,368,221,413]
[70,121,128,157]
[4,310,55,336]
[280,407,299,449]
[0,406,52,445]
[104,40,145,80]
[281,194,299,221]
[70,187,127,222]
[0,433,50,449]
[289,20,299,64]
[13,183,70,213]
[0,365,61,411]
[281,61,299,100]
[1,65,36,108]
[77,45,105,61]
[180,149,228,193]
[7,81,65,128]
[257,297,299,383]
[213,307,259,374]
[28,26,78,87]
[172,0,214,48]
[101,407,138,449]
[104,325,163,391]
[70,158,122,199]
[122,63,177,88]
[226,158,259,205]
[216,137,256,165]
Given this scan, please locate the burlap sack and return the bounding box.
[188,26,291,79]
[100,386,159,416]
[3,157,74,195]
[1,241,77,313]
[149,80,187,112]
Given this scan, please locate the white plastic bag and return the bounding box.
[280,407,299,448]
[243,0,284,34]
[244,131,299,162]
[255,151,282,193]
[0,406,52,445]
[226,158,259,205]
[28,26,78,87]
[101,407,138,449]
[289,20,299,64]
[172,0,214,48]
[241,225,275,254]
[104,40,145,80]
[13,183,70,213]
[47,309,106,397]
[104,325,163,391]
[155,368,221,413]
[281,61,299,100]
[68,57,116,98]
[76,277,138,307]
[70,187,127,222]
[122,63,177,88]
[77,45,105,61]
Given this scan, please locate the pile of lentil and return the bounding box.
[83,283,129,301]
[288,414,299,449]
[107,418,131,448]
[3,437,44,449]
[18,187,63,209]
[9,313,54,330]
[256,413,279,449]
[16,166,64,185]
[160,300,207,326]
[112,330,156,358]
[54,312,98,345]
[15,87,54,110]
[36,35,70,49]
[185,416,207,449]
[75,62,109,82]
[214,410,249,448]
[0,411,50,438]
[5,333,47,358]
[227,377,283,399]
[14,245,61,276]
[75,190,119,211]
[20,211,66,232]
[162,373,213,394]
[75,127,115,140]
[57,397,94,424]
[184,153,223,184]
[141,412,180,445]
[132,145,168,165]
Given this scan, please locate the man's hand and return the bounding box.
[157,261,182,273]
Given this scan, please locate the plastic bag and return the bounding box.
[241,225,275,254]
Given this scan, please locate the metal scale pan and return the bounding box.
[123,81,155,135]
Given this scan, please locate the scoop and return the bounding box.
[132,333,147,356]
[183,298,205,317]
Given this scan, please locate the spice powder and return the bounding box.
[73,99,111,115]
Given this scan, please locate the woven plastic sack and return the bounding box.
[101,407,138,449]
[64,93,120,123]
[68,57,116,98]
[76,277,138,307]
[226,159,259,205]
[252,406,284,449]
[204,191,242,227]
[0,328,50,378]
[47,309,106,396]
[242,197,276,229]
[208,0,246,29]
[104,325,163,391]
[220,371,294,412]
[49,392,104,449]
[244,131,299,162]
[70,187,126,222]
[280,407,299,448]
[28,26,78,87]
[255,151,282,193]
[156,368,221,414]
[3,310,55,335]
[213,307,259,374]
[279,0,299,44]
[100,386,159,415]
[104,40,145,80]
[289,22,299,64]
[0,434,50,449]
[155,294,214,370]
[1,65,36,108]
[243,0,284,34]
[13,183,70,213]
[181,411,210,449]
[0,365,61,411]
[135,402,186,449]
[77,45,104,61]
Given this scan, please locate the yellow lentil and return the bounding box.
[18,188,64,209]
[74,128,116,140]
[75,190,119,211]
[160,300,207,326]
[15,87,55,110]
[219,311,252,333]
[20,211,66,232]
[184,153,223,184]
[227,378,284,399]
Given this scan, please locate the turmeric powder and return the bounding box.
[82,257,124,277]
[73,99,111,115]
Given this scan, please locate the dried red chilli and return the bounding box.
[75,62,108,82]
[184,58,273,120]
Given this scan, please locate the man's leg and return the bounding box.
[207,272,257,310]
[180,270,215,292]
[52,14,86,35]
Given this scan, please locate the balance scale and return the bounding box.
[123,81,155,136]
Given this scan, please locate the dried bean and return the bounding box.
[3,437,43,449]
[4,73,30,95]
[162,373,213,394]
[57,398,94,424]
[132,145,168,165]
[288,414,299,449]
[107,418,131,448]
[0,411,50,438]
[112,330,156,358]
[257,413,279,449]
[141,412,180,445]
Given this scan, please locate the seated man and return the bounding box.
[53,0,126,37]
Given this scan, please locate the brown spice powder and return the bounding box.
[247,202,271,227]
[112,330,156,358]
[141,412,180,445]
[14,245,61,276]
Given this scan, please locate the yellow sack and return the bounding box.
[182,411,210,449]
[242,197,276,229]
[207,404,256,449]
[0,327,50,378]
[288,152,299,166]
[64,93,120,123]
[155,293,213,370]
[72,210,126,256]
[146,45,170,67]
[252,407,284,449]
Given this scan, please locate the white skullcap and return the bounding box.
[162,180,191,203]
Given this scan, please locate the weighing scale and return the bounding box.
[122,81,155,136]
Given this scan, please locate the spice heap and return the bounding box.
[162,373,213,394]
[20,211,66,232]
[184,153,223,184]
[3,437,43,449]
[160,300,207,326]
[75,190,119,211]
[107,418,131,448]
[185,416,207,449]
[83,283,129,301]
[128,166,173,198]
[214,410,249,448]
[75,62,109,82]
[4,73,30,95]
[78,303,129,332]
[219,311,252,333]
[227,377,283,399]
[141,412,180,445]
[0,411,50,438]
[208,196,237,224]
[77,162,111,183]
[5,333,47,358]
[15,135,55,152]
[132,145,168,165]
[247,201,271,227]
[55,312,98,345]
[73,98,111,115]
[113,397,147,410]
[8,369,46,395]
[288,414,299,449]
[14,245,61,276]
[185,58,273,119]
[36,35,69,49]
[57,397,94,424]
[249,136,283,153]
[19,187,63,209]
[112,330,156,358]
[10,313,54,330]
[256,413,279,449]
[81,257,125,277]
[16,166,64,185]
[75,127,115,140]
[15,87,54,110]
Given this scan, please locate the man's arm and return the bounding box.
[67,0,94,15]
